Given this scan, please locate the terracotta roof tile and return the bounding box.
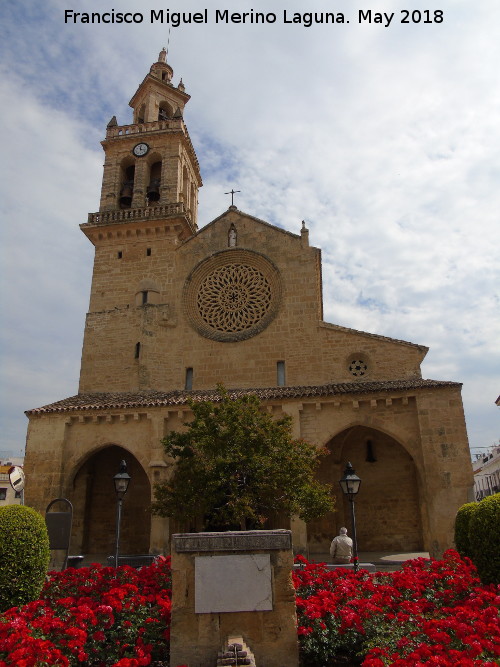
[26,379,461,415]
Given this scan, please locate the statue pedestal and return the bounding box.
[170,530,299,667]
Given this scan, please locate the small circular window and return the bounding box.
[349,359,368,377]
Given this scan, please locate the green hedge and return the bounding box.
[469,493,500,585]
[0,505,51,612]
[454,501,477,561]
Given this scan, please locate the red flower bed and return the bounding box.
[1,549,498,666]
[0,557,172,667]
[294,549,500,666]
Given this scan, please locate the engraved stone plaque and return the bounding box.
[195,554,272,614]
[173,529,292,552]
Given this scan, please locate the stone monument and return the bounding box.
[170,530,299,667]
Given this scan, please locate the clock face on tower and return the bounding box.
[132,142,149,157]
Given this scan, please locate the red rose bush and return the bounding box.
[294,549,500,666]
[1,549,498,666]
[0,557,172,667]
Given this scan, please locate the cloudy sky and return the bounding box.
[1,0,498,459]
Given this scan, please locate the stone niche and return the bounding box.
[170,530,299,667]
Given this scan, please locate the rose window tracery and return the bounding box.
[197,264,272,333]
[349,359,368,377]
[184,250,282,342]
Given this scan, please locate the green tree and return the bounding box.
[152,387,334,530]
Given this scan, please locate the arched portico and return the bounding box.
[308,425,424,554]
[69,445,151,558]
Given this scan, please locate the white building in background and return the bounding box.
[0,458,24,506]
[472,445,500,501]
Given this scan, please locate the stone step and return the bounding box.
[217,635,256,667]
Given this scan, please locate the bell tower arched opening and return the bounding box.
[182,165,190,209]
[308,425,424,555]
[119,162,135,208]
[147,160,162,203]
[70,445,151,558]
[136,103,146,124]
[158,101,173,120]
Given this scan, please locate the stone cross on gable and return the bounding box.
[225,189,241,207]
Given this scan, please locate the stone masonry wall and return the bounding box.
[79,209,426,394]
[24,384,472,558]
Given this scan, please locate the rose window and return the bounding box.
[349,360,368,377]
[197,264,272,333]
[184,249,282,342]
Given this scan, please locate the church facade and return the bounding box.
[24,51,473,559]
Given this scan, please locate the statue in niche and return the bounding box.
[228,224,237,247]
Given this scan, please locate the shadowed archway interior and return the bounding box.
[308,426,424,553]
[71,446,151,556]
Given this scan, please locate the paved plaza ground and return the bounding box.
[55,550,431,573]
[310,551,431,572]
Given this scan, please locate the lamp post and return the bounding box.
[113,460,131,568]
[339,461,361,573]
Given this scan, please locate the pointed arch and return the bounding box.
[68,445,151,557]
[308,425,424,554]
[322,419,420,462]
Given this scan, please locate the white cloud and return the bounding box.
[0,0,498,457]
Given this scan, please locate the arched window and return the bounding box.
[190,182,197,216]
[158,101,173,121]
[182,166,189,207]
[147,161,162,203]
[136,104,145,124]
[119,162,135,208]
[277,361,286,386]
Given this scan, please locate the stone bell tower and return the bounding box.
[78,50,202,393]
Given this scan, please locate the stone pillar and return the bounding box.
[290,516,308,556]
[281,404,302,439]
[170,530,299,667]
[416,386,473,556]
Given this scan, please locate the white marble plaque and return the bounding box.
[195,554,272,613]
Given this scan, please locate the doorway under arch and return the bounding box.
[71,446,151,557]
[307,426,424,554]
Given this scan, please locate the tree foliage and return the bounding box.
[469,492,500,585]
[0,504,50,612]
[454,501,477,561]
[152,387,334,530]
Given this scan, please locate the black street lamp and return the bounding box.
[339,461,361,573]
[113,460,131,568]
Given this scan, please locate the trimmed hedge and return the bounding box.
[469,493,500,585]
[454,501,477,561]
[0,505,51,612]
